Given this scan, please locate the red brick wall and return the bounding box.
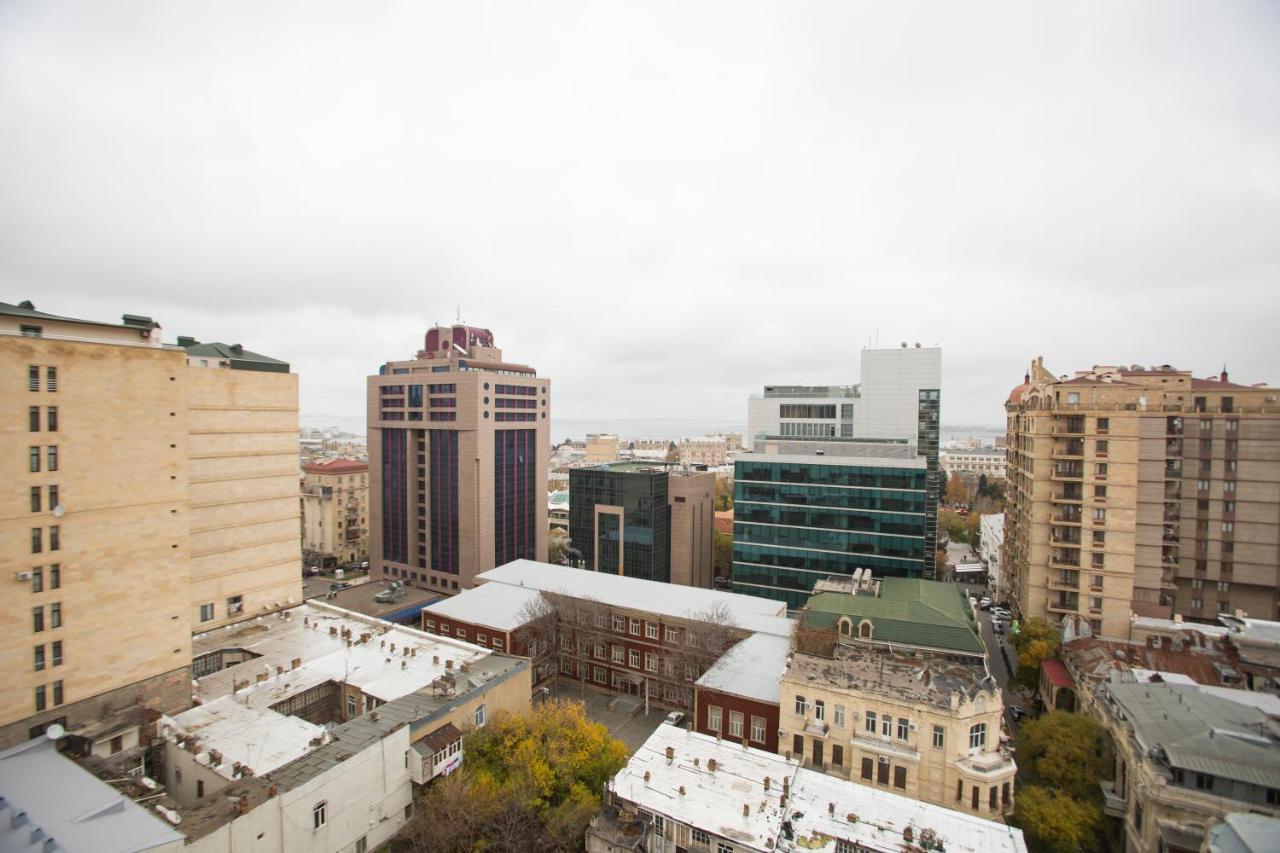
[694,686,779,753]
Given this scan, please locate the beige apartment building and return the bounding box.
[301,459,370,567]
[678,436,727,467]
[0,300,302,750]
[368,324,549,595]
[2,302,192,751]
[779,574,1015,819]
[182,340,302,631]
[1005,359,1280,637]
[585,433,620,464]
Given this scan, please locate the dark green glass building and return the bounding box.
[731,442,929,608]
[569,462,676,583]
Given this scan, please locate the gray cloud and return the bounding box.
[2,1,1278,426]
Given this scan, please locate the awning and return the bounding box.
[954,563,986,574]
[1041,659,1075,689]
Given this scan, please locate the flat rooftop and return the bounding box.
[192,601,491,707]
[473,560,794,638]
[161,697,324,781]
[785,645,996,711]
[696,632,792,704]
[610,726,1026,853]
[0,737,185,853]
[316,582,437,622]
[425,581,544,632]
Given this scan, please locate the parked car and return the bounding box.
[978,597,993,610]
[664,711,686,727]
[1009,706,1029,722]
[992,620,1005,635]
[991,607,1012,621]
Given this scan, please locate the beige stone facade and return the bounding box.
[301,460,370,566]
[186,363,302,631]
[2,307,193,748]
[667,471,715,588]
[778,648,1014,819]
[1005,360,1280,636]
[585,433,620,464]
[678,436,727,467]
[368,325,549,595]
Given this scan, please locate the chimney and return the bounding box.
[679,785,686,796]
[707,758,717,773]
[743,803,750,817]
[665,746,674,763]
[445,659,453,669]
[292,658,302,669]
[643,771,650,783]
[828,802,835,815]
[763,776,771,791]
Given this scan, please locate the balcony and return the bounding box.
[956,751,1016,778]
[1050,529,1082,545]
[1047,598,1079,614]
[1166,417,1183,437]
[1048,578,1079,592]
[1051,464,1084,482]
[1164,463,1183,478]
[1100,781,1126,818]
[1052,513,1083,526]
[1052,440,1085,459]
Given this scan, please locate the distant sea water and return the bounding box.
[302,413,1002,445]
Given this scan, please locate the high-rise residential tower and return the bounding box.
[368,324,549,594]
[739,344,942,600]
[1005,359,1280,636]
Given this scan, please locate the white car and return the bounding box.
[665,711,686,727]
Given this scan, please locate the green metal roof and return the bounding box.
[181,340,290,373]
[801,578,983,654]
[2,300,160,331]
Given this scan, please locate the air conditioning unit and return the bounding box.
[878,755,889,764]
[909,722,918,732]
[15,571,32,582]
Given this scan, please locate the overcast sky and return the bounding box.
[2,2,1278,427]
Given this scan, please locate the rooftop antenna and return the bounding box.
[456,305,461,323]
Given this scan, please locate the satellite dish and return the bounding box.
[45,723,65,741]
[52,505,65,518]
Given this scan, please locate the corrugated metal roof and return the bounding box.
[801,578,983,654]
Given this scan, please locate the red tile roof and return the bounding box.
[1041,658,1075,689]
[1190,377,1263,391]
[302,458,369,474]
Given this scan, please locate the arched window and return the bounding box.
[838,617,852,636]
[858,620,874,639]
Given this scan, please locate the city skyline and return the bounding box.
[3,2,1278,425]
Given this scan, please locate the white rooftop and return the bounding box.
[0,737,185,853]
[160,697,325,780]
[474,560,794,637]
[194,601,491,706]
[425,581,544,632]
[696,632,792,704]
[612,726,1027,853]
[1129,615,1229,638]
[786,766,1028,853]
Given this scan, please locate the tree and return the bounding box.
[1012,617,1062,691]
[1016,711,1110,801]
[400,700,628,853]
[963,510,982,543]
[1010,785,1102,853]
[945,474,971,505]
[939,508,967,543]
[713,531,733,580]
[714,477,734,510]
[977,473,990,498]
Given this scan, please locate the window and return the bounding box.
[1090,597,1103,610]
[52,680,62,706]
[877,760,889,784]
[199,603,214,622]
[474,703,487,727]
[29,446,40,472]
[1097,417,1109,431]
[1222,521,1234,533]
[881,715,891,737]
[834,704,845,727]
[629,649,640,669]
[814,699,825,721]
[645,621,659,640]
[957,779,964,802]
[1224,480,1236,492]
[595,643,606,659]
[750,715,766,743]
[729,711,743,738]
[34,645,45,672]
[665,626,679,643]
[1094,485,1107,499]
[29,365,39,391]
[33,606,43,632]
[111,736,123,755]
[31,487,41,513]
[645,653,656,672]
[693,828,710,845]
[1191,598,1203,610]
[31,528,41,554]
[32,567,42,593]
[1195,773,1213,790]
[861,757,873,780]
[969,723,986,750]
[49,526,59,551]
[897,718,909,740]
[1067,392,1079,405]
[30,406,40,432]
[47,446,58,471]
[1096,439,1109,455]
[932,725,945,749]
[196,780,204,799]
[313,801,327,830]
[717,843,733,853]
[346,694,357,717]
[1092,507,1106,522]
[795,695,806,715]
[832,744,843,767]
[1094,462,1108,477]
[47,407,57,432]
[865,711,876,733]
[226,595,243,615]
[51,641,61,666]
[1217,581,1230,592]
[355,837,367,853]
[1092,574,1104,588]
[894,765,907,789]
[612,615,625,632]
[707,705,722,731]
[629,618,640,636]
[50,603,61,629]
[593,666,605,683]
[48,485,58,509]
[35,686,46,712]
